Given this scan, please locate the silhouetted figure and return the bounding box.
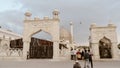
[84,50,90,68]
[71,49,74,60]
[88,50,93,68]
[73,61,81,68]
[81,50,84,60]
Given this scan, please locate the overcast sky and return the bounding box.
[0,0,120,44]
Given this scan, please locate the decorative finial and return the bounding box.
[53,9,59,15]
[108,20,115,27]
[91,23,96,27]
[24,11,32,17]
[70,22,73,25]
[52,9,60,20]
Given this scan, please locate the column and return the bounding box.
[53,41,59,59]
[112,43,119,60]
[70,22,74,49]
[92,43,100,60]
[22,41,30,60]
[68,44,71,60]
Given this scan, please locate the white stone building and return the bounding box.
[90,23,120,60]
[22,9,72,60]
[1,9,120,61]
[0,28,22,60]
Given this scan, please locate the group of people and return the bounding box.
[71,49,93,68]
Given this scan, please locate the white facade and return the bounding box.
[90,23,119,60]
[0,28,22,60]
[22,9,71,60]
[0,10,72,60]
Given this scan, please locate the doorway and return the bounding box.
[29,31,53,59]
[99,37,112,58]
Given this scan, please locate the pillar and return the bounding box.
[92,43,100,60]
[70,22,74,49]
[112,42,119,60]
[22,40,30,60]
[53,41,59,59]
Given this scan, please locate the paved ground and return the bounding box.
[0,59,120,68]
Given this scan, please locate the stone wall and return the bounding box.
[90,23,119,60]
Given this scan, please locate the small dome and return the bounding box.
[91,23,96,27]
[60,27,71,43]
[54,9,59,12]
[108,20,116,27]
[108,23,115,27]
[53,9,60,15]
[69,22,73,25]
[91,23,96,26]
[24,11,32,17]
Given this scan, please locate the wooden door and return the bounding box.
[29,38,53,59]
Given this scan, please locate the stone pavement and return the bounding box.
[0,59,120,68]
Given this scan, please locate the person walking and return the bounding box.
[88,50,93,68]
[73,61,81,68]
[71,49,74,60]
[73,49,77,60]
[81,50,84,60]
[84,50,90,68]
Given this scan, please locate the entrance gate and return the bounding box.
[23,9,60,60]
[90,23,119,60]
[29,38,53,58]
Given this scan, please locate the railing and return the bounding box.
[0,48,23,57]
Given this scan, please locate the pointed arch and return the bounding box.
[99,36,112,58]
[30,29,52,38]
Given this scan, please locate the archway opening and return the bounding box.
[29,30,53,59]
[99,36,112,59]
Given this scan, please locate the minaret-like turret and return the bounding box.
[24,11,32,20]
[70,21,74,49]
[108,20,116,27]
[52,9,60,20]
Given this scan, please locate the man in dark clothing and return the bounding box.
[84,50,90,68]
[81,50,84,60]
[88,50,93,68]
[73,61,81,68]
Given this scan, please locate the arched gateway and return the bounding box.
[90,23,119,60]
[23,9,60,60]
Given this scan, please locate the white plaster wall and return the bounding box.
[90,24,119,60]
[0,29,22,59]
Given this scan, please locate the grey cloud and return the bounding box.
[1,0,120,44]
[0,10,24,34]
[18,0,120,44]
